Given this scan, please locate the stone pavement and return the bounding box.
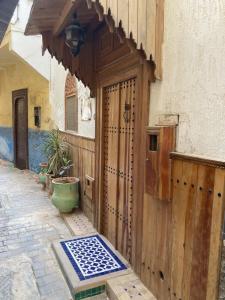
[0,163,72,300]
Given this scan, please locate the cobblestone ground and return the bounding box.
[0,163,72,300]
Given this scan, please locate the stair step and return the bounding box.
[107,273,156,300]
[52,234,131,300]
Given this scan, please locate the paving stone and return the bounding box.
[0,165,72,300]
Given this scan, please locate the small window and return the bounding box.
[65,95,78,132]
[149,134,158,151]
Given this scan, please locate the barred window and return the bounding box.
[65,73,78,132]
[65,95,78,131]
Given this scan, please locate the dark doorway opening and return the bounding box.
[12,89,29,170]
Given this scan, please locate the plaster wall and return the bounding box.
[150,0,225,161]
[10,0,51,80]
[0,59,52,170]
[49,59,67,131]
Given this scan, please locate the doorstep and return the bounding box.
[59,210,156,300]
[52,234,132,300]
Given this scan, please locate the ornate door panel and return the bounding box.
[102,78,136,262]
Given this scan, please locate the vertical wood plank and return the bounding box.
[206,169,225,300]
[99,0,107,12]
[108,0,118,26]
[128,0,138,42]
[171,159,185,300]
[117,0,129,33]
[190,165,215,300]
[146,0,156,60]
[137,0,147,51]
[181,163,198,300]
[155,0,164,79]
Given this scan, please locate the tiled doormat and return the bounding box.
[60,235,127,281]
[53,234,131,299]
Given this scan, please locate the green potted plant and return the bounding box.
[44,129,79,213]
[39,162,48,190]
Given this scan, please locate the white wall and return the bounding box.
[77,80,95,138]
[49,58,67,131]
[10,0,51,80]
[49,58,95,138]
[150,0,225,161]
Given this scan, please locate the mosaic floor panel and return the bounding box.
[60,235,127,281]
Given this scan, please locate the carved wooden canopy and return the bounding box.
[25,0,164,92]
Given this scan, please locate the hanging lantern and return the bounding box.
[65,16,85,56]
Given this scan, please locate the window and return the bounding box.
[65,73,78,132]
[65,95,78,131]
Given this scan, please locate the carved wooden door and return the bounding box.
[13,89,28,170]
[102,77,136,262]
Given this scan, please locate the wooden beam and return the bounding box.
[53,0,81,36]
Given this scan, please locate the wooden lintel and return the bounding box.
[53,0,80,36]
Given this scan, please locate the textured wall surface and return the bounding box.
[150,0,225,160]
[77,80,95,139]
[49,58,67,131]
[0,127,13,162]
[0,50,51,172]
[10,0,51,80]
[28,129,48,173]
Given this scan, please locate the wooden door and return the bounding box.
[12,89,28,170]
[102,77,136,262]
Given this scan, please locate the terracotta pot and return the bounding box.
[51,177,79,213]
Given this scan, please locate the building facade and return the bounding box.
[21,0,225,299]
[0,0,95,172]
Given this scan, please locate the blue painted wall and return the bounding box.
[0,126,49,173]
[28,129,49,173]
[0,127,14,162]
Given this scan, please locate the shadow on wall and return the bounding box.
[0,127,49,173]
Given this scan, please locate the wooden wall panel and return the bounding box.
[60,131,95,222]
[142,152,225,300]
[170,155,225,300]
[207,169,225,300]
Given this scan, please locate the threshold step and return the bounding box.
[107,273,156,300]
[52,234,131,300]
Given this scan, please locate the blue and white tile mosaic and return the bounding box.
[60,235,127,281]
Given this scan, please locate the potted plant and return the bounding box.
[44,129,79,213]
[38,162,48,190]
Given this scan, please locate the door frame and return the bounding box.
[12,89,29,169]
[95,52,154,273]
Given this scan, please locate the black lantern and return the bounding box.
[65,15,85,56]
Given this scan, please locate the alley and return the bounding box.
[0,162,72,300]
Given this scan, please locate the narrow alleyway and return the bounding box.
[0,162,72,300]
